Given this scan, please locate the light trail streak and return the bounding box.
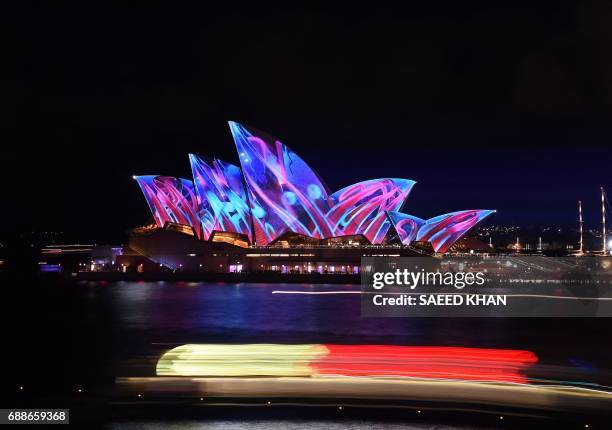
[156,344,537,383]
[271,290,612,300]
[117,375,612,413]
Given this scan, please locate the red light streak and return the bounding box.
[313,345,538,383]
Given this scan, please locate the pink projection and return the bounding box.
[135,176,202,239]
[389,210,495,253]
[327,179,415,244]
[189,154,253,242]
[229,121,333,245]
[134,122,495,250]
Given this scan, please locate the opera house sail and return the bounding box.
[135,175,202,240]
[327,179,415,244]
[229,121,333,245]
[189,154,253,242]
[134,122,494,254]
[388,210,496,253]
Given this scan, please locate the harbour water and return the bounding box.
[3,278,612,426]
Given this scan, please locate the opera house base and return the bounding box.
[111,227,425,281]
[76,270,361,284]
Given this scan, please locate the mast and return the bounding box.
[578,200,584,255]
[603,187,607,256]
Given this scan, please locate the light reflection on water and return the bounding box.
[80,281,612,387]
[100,281,509,346]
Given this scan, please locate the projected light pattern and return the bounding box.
[134,122,495,251]
[229,121,333,245]
[189,154,252,241]
[157,344,538,383]
[387,211,425,245]
[416,210,495,253]
[327,179,415,244]
[135,176,202,239]
[389,209,495,253]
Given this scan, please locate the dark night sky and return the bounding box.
[2,2,612,243]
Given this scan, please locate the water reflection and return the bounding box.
[78,281,612,388]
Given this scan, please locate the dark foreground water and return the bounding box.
[2,277,612,426]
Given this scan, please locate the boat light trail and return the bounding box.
[157,344,537,383]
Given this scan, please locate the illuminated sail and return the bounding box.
[327,179,415,244]
[389,209,495,253]
[229,121,333,245]
[189,154,252,241]
[135,175,202,239]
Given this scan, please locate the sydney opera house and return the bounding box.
[127,122,494,273]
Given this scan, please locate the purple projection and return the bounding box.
[327,179,415,244]
[416,210,495,253]
[135,176,202,239]
[189,154,253,242]
[386,211,425,246]
[134,121,495,251]
[389,210,495,253]
[229,121,333,245]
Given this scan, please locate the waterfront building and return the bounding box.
[128,122,495,272]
